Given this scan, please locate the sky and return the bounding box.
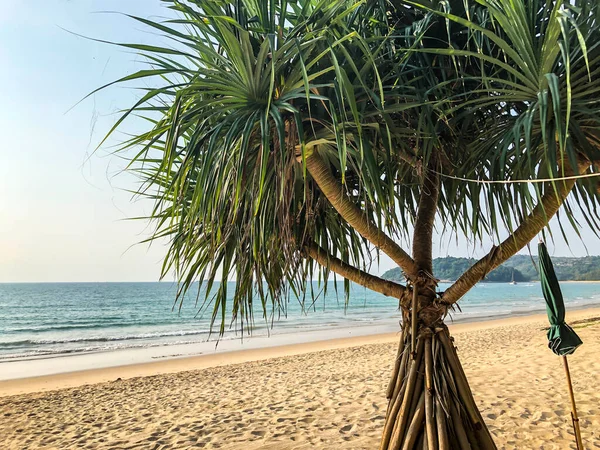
[0,1,175,282]
[0,1,598,283]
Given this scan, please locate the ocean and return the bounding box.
[1,281,599,362]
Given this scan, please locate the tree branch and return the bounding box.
[302,151,419,280]
[442,159,590,304]
[306,242,406,298]
[412,159,440,275]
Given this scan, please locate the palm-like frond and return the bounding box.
[107,0,416,334]
[401,0,600,244]
[98,0,600,333]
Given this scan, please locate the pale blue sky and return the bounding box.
[0,1,597,282]
[0,1,174,282]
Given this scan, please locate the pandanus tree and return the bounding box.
[99,0,600,448]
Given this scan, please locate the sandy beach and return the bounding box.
[1,308,599,449]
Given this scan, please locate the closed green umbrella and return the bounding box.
[538,241,583,449]
[538,242,583,355]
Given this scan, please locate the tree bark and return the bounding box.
[412,160,440,275]
[302,151,419,281]
[442,159,590,304]
[306,242,406,298]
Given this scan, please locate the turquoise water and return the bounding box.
[1,281,599,361]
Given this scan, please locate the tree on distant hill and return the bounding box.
[503,255,600,281]
[100,0,600,448]
[384,258,531,282]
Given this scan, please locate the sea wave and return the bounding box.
[0,328,211,348]
[0,339,204,361]
[2,320,175,334]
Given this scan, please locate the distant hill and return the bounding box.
[382,255,600,283]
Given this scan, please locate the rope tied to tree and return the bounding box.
[433,170,600,185]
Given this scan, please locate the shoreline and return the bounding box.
[2,305,599,398]
[3,282,599,373]
[2,297,599,367]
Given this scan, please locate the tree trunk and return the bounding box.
[302,151,419,280]
[380,292,496,450]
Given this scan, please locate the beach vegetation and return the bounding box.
[98,0,600,448]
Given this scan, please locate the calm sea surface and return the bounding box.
[1,281,599,361]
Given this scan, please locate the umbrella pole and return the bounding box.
[411,285,418,357]
[562,356,583,450]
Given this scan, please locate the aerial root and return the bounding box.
[380,325,497,450]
